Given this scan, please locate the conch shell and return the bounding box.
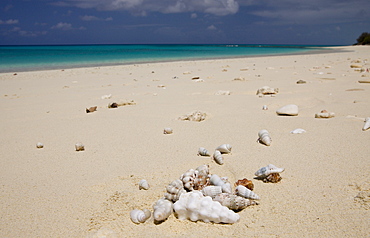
[235,185,260,200]
[153,198,173,222]
[164,179,186,202]
[215,144,232,154]
[235,178,254,191]
[173,191,240,224]
[362,117,370,131]
[130,209,151,224]
[315,110,335,118]
[197,147,211,156]
[213,150,224,165]
[139,179,149,190]
[258,129,271,146]
[75,142,85,151]
[213,193,257,211]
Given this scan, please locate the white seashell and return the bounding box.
[163,128,173,134]
[197,147,211,157]
[193,164,210,190]
[262,105,268,110]
[290,128,306,134]
[363,117,370,131]
[276,104,299,116]
[255,164,285,178]
[101,94,112,99]
[173,191,240,224]
[209,174,232,194]
[213,150,224,165]
[201,186,223,198]
[213,193,257,211]
[180,169,197,191]
[130,209,151,224]
[153,198,173,222]
[139,179,149,190]
[164,179,186,202]
[215,144,232,154]
[36,142,44,149]
[258,129,271,146]
[235,185,260,200]
[315,111,335,118]
[75,142,85,151]
[256,86,279,96]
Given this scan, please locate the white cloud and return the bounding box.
[55,0,239,16]
[80,15,113,21]
[207,25,217,30]
[51,22,73,30]
[0,19,19,25]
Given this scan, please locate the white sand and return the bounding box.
[0,46,369,237]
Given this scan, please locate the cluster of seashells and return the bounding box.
[198,144,232,165]
[130,163,285,225]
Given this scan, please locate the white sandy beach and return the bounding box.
[0,46,369,237]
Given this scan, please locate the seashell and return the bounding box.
[363,117,370,131]
[213,150,224,165]
[235,185,260,200]
[215,144,232,154]
[201,186,222,198]
[193,164,210,190]
[209,174,232,194]
[258,129,271,146]
[290,128,306,134]
[262,105,268,110]
[276,104,299,116]
[234,178,254,191]
[75,142,85,151]
[86,106,97,113]
[153,198,173,222]
[178,111,207,122]
[213,193,257,211]
[36,142,44,149]
[108,102,118,108]
[256,86,279,96]
[163,128,173,134]
[315,110,335,118]
[191,76,200,80]
[101,94,112,99]
[130,209,151,224]
[180,169,197,191]
[197,147,211,157]
[173,191,240,224]
[164,179,186,202]
[255,164,285,178]
[296,79,307,84]
[139,179,149,190]
[263,173,282,183]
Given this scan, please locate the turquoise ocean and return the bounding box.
[0,44,334,73]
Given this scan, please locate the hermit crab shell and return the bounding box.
[201,186,223,198]
[75,142,85,151]
[235,185,260,200]
[362,117,370,131]
[164,179,186,202]
[215,144,232,154]
[130,209,151,224]
[258,129,271,146]
[198,147,211,157]
[213,150,224,165]
[163,128,173,134]
[193,165,210,190]
[213,193,257,211]
[139,179,149,190]
[255,164,285,178]
[36,142,44,149]
[234,178,254,191]
[153,198,173,222]
[276,104,299,116]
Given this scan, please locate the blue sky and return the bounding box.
[1,0,369,45]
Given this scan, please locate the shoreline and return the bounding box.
[0,45,349,74]
[0,45,369,237]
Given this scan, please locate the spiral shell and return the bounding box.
[209,174,232,194]
[201,186,222,198]
[75,142,85,151]
[215,144,232,154]
[235,185,260,200]
[194,165,210,190]
[213,193,257,211]
[255,164,285,178]
[36,142,44,149]
[213,150,224,165]
[362,117,370,131]
[164,179,186,202]
[258,129,271,146]
[130,209,151,224]
[153,198,173,222]
[180,169,197,191]
[163,128,173,134]
[235,178,254,191]
[139,179,149,190]
[197,147,211,157]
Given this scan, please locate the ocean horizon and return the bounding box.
[0,44,341,73]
